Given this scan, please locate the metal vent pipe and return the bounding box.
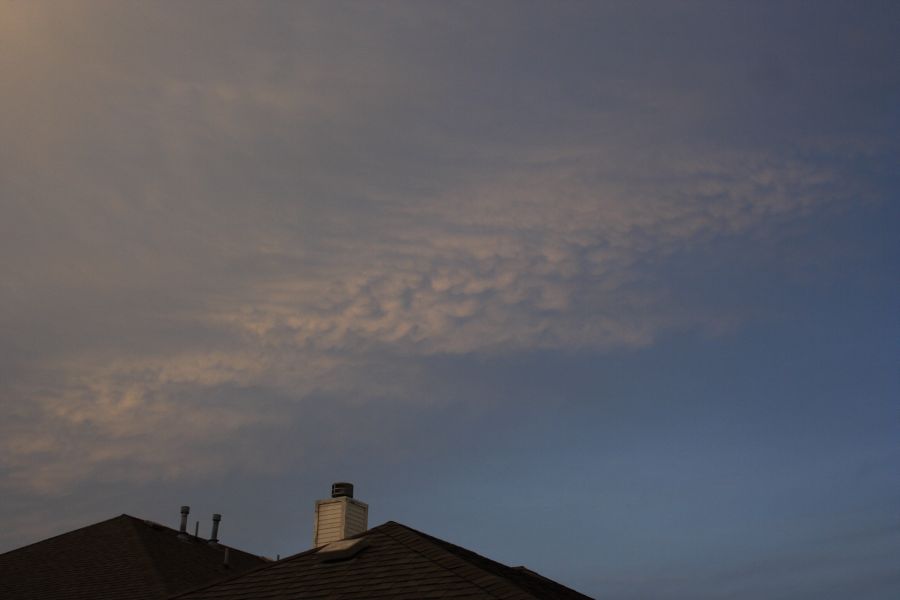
[179,506,190,535]
[209,513,221,544]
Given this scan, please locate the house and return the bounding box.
[174,483,594,600]
[1,483,594,599]
[0,510,268,600]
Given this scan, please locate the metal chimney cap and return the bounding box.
[180,506,190,514]
[212,513,222,522]
[331,482,354,498]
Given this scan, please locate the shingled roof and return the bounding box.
[0,514,268,600]
[173,521,594,599]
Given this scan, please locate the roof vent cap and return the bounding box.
[331,482,354,498]
[209,513,221,545]
[178,506,190,538]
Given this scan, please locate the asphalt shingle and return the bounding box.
[173,521,594,600]
[0,514,268,600]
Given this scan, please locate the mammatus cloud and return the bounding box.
[0,2,883,493]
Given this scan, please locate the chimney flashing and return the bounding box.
[317,537,369,562]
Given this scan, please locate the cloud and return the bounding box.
[0,147,842,492]
[0,2,887,493]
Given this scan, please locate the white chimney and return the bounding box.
[313,482,368,547]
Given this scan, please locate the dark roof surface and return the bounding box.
[174,521,594,599]
[0,514,268,600]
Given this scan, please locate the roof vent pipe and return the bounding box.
[178,506,190,538]
[209,514,221,545]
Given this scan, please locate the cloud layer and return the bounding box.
[0,2,892,498]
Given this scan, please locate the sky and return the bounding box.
[1,1,898,598]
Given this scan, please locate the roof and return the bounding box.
[0,514,268,600]
[173,521,594,599]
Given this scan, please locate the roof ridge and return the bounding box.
[124,513,173,599]
[168,543,318,599]
[0,513,128,558]
[171,520,506,599]
[126,514,266,562]
[377,521,538,600]
[392,523,592,599]
[170,520,399,600]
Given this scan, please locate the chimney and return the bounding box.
[178,506,190,538]
[209,513,221,545]
[313,482,368,547]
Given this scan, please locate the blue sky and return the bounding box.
[1,2,898,598]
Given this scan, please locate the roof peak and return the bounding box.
[0,512,269,600]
